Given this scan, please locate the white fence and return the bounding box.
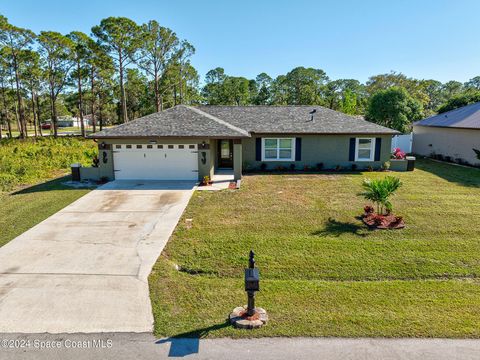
[391,133,413,153]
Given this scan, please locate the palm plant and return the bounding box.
[360,176,402,215]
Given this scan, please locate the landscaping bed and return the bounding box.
[149,159,480,338]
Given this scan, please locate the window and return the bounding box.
[178,145,185,149]
[147,144,153,149]
[262,138,295,161]
[115,145,121,149]
[126,144,132,149]
[355,138,375,161]
[189,144,196,149]
[168,145,174,149]
[136,145,142,149]
[157,145,163,149]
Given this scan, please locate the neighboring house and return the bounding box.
[88,105,399,181]
[413,102,480,166]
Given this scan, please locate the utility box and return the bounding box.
[71,163,81,181]
[406,156,416,171]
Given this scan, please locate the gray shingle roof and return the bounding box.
[92,105,250,138]
[198,105,399,134]
[92,105,399,139]
[414,102,480,129]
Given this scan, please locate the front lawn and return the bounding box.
[149,159,480,338]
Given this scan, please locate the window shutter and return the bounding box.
[255,138,262,161]
[295,138,302,161]
[349,138,356,161]
[374,138,382,161]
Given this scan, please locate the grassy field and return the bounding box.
[149,159,480,338]
[0,137,97,247]
[0,137,97,191]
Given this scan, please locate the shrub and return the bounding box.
[316,163,324,171]
[0,137,97,191]
[359,176,403,215]
[289,163,296,171]
[351,164,358,171]
[382,161,391,171]
[260,163,267,171]
[392,148,406,160]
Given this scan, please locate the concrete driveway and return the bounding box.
[0,180,195,333]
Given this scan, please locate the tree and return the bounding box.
[137,21,180,111]
[124,68,150,119]
[222,76,250,105]
[465,76,480,90]
[37,31,74,137]
[0,54,13,138]
[18,49,42,136]
[86,39,114,131]
[366,87,423,133]
[339,89,357,115]
[325,79,365,113]
[68,31,92,137]
[0,15,35,137]
[253,73,272,105]
[282,67,329,105]
[202,67,226,104]
[360,176,402,215]
[92,17,141,123]
[366,72,430,110]
[437,92,480,113]
[441,80,463,98]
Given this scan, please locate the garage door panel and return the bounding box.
[113,145,198,180]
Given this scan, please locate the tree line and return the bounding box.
[1,14,479,139]
[0,15,197,138]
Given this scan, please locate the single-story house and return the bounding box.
[413,102,480,166]
[87,105,400,181]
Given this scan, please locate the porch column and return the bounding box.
[233,139,242,181]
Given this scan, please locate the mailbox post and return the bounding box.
[230,250,268,329]
[245,250,260,316]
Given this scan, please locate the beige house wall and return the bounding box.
[413,126,480,166]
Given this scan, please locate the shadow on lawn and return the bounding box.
[415,158,480,188]
[312,217,368,237]
[155,321,230,357]
[11,176,93,195]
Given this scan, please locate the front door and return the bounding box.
[218,139,233,168]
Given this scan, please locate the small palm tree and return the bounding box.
[360,176,402,215]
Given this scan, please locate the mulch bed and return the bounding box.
[362,206,405,230]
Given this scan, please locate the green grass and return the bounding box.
[0,137,96,247]
[0,137,97,191]
[149,159,480,338]
[0,177,93,248]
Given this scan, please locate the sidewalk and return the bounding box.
[1,333,479,360]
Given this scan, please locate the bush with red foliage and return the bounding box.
[392,148,406,160]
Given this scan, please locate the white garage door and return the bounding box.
[113,143,198,180]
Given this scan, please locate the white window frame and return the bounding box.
[355,137,376,162]
[261,138,296,161]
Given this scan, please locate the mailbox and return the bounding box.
[244,268,259,292]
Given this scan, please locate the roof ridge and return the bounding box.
[183,105,250,137]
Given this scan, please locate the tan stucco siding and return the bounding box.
[413,126,480,166]
[242,134,392,170]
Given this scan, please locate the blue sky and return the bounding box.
[2,0,480,83]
